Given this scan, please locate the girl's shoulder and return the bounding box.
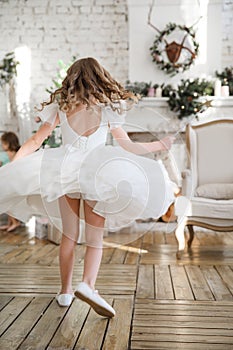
[35,102,60,126]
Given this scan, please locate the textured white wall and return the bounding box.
[0,0,232,139]
[222,0,233,67]
[0,0,128,139]
[128,0,232,85]
[0,0,128,105]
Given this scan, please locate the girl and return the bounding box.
[0,132,21,232]
[0,57,176,317]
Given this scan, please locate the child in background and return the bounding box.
[0,132,21,232]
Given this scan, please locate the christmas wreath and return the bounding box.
[149,22,199,76]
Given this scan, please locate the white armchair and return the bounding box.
[175,119,233,259]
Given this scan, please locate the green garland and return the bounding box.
[215,66,233,95]
[125,80,154,97]
[0,52,19,87]
[150,23,199,76]
[167,78,214,118]
[125,80,171,97]
[125,79,214,119]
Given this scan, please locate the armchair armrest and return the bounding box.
[181,169,193,197]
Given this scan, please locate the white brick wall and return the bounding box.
[222,0,233,67]
[0,0,232,134]
[0,0,128,105]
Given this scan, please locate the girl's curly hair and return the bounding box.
[39,57,138,114]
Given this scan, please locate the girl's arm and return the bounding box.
[12,114,60,162]
[110,125,175,155]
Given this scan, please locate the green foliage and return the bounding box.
[32,126,62,148]
[0,52,19,87]
[167,78,214,118]
[125,80,151,97]
[161,84,173,97]
[215,66,233,95]
[42,127,62,148]
[125,80,162,97]
[46,55,77,94]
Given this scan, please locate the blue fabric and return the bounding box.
[0,151,10,166]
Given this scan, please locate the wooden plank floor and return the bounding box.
[0,225,233,349]
[132,300,233,349]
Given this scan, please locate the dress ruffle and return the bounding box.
[0,143,176,233]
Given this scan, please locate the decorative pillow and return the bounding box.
[195,183,233,200]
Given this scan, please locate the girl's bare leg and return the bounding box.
[82,199,105,290]
[74,200,115,317]
[58,195,80,294]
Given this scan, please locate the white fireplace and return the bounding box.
[110,96,233,187]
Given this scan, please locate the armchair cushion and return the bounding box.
[191,197,233,219]
[195,183,233,200]
[175,196,233,220]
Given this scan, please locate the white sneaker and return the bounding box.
[74,282,115,318]
[56,293,74,307]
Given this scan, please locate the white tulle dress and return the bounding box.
[0,101,176,238]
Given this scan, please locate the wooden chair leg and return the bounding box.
[175,216,187,259]
[187,225,195,249]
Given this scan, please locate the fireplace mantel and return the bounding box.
[124,96,233,134]
[139,96,233,107]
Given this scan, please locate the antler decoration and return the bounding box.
[148,0,170,46]
[148,0,160,33]
[148,0,200,74]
